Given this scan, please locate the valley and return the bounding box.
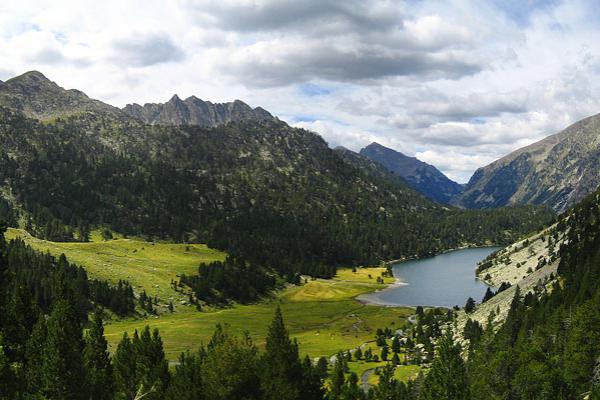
[4,227,412,361]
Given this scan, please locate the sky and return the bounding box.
[1,0,600,182]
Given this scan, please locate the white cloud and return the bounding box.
[0,0,599,182]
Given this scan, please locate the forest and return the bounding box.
[0,107,555,282]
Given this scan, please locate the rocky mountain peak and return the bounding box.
[123,95,275,127]
[359,142,463,204]
[0,71,122,120]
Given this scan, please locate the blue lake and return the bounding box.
[359,247,501,308]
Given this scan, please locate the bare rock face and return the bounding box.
[455,113,600,213]
[0,71,122,120]
[359,142,464,204]
[123,95,275,127]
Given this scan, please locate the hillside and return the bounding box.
[450,182,600,399]
[0,72,555,280]
[359,142,464,204]
[454,112,600,213]
[0,71,124,120]
[123,95,275,127]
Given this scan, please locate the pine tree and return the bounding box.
[419,330,470,400]
[165,352,204,400]
[330,358,345,398]
[24,316,47,394]
[464,297,476,313]
[113,333,137,400]
[316,356,329,379]
[381,345,389,361]
[84,310,114,400]
[40,299,87,400]
[132,326,170,399]
[354,347,363,360]
[201,326,261,400]
[261,306,306,400]
[391,335,401,354]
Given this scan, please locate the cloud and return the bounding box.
[2,0,600,183]
[182,0,402,33]
[223,40,482,87]
[24,47,70,65]
[110,32,185,67]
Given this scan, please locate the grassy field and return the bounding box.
[5,228,226,301]
[104,268,411,359]
[6,228,413,361]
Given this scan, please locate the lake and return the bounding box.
[359,247,501,308]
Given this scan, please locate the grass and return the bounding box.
[5,228,226,301]
[104,268,411,359]
[6,228,412,361]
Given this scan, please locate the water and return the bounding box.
[359,247,501,308]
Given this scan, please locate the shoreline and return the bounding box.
[382,243,501,267]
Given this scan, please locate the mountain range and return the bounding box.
[123,95,275,127]
[0,71,551,278]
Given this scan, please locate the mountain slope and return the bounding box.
[458,181,600,399]
[359,142,463,204]
[455,112,600,213]
[0,71,123,120]
[333,146,421,194]
[123,95,274,127]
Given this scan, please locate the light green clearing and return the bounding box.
[6,228,412,360]
[105,268,411,359]
[5,228,226,302]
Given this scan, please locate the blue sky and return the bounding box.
[1,0,600,182]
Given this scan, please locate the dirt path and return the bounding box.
[361,368,376,391]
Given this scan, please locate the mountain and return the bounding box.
[0,71,123,120]
[122,95,275,127]
[0,71,554,279]
[359,142,464,204]
[455,113,600,213]
[333,146,421,194]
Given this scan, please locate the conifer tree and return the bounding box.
[419,330,469,400]
[329,358,345,398]
[84,310,114,400]
[165,352,204,400]
[113,333,137,400]
[261,306,320,400]
[391,335,401,354]
[40,299,87,400]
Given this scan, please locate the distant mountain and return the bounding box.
[359,142,463,204]
[455,113,600,213]
[123,95,275,127]
[0,71,123,120]
[334,146,425,195]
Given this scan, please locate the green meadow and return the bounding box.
[6,228,413,362]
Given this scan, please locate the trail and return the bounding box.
[361,368,376,391]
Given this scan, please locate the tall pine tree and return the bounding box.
[40,299,87,400]
[84,310,114,400]
[419,329,469,400]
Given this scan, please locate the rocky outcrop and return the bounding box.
[123,95,275,127]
